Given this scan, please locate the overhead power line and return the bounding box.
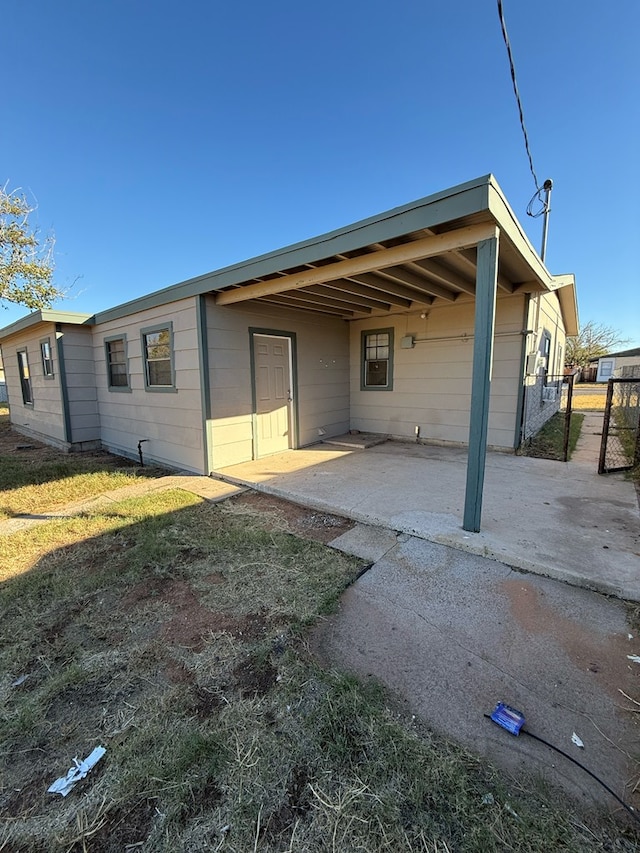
[496,0,540,191]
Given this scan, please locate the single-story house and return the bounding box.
[596,347,640,382]
[0,175,578,530]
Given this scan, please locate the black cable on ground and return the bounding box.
[483,714,640,824]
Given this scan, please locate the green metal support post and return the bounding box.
[463,232,499,532]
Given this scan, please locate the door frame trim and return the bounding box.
[249,328,299,459]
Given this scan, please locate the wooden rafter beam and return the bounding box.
[377,265,457,302]
[456,248,513,292]
[346,272,433,306]
[272,290,371,313]
[408,258,476,295]
[304,285,388,311]
[322,279,412,308]
[215,223,498,305]
[512,280,544,294]
[261,295,355,316]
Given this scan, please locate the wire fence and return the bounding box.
[521,374,573,453]
[598,379,640,474]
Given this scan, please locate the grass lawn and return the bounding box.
[572,384,607,411]
[1,430,638,850]
[520,412,585,461]
[0,404,163,520]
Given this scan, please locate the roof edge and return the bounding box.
[0,310,93,342]
[93,175,495,324]
[551,275,579,337]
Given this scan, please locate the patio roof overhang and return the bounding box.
[203,175,577,534]
[207,174,577,335]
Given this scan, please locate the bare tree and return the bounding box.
[1,184,63,309]
[565,321,629,368]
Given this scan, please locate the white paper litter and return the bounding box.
[571,732,584,748]
[47,746,106,796]
[627,655,640,664]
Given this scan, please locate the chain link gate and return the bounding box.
[598,378,640,474]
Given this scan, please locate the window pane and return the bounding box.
[148,359,172,386]
[363,330,392,389]
[41,340,54,376]
[107,339,128,387]
[145,331,171,360]
[366,360,388,386]
[143,328,173,387]
[17,352,33,404]
[147,343,171,360]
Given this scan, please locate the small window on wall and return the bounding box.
[105,337,129,389]
[141,324,175,390]
[17,350,33,405]
[362,328,394,390]
[40,339,54,378]
[599,360,613,379]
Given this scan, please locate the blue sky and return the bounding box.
[2,0,639,344]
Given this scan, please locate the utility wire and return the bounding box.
[484,714,640,825]
[496,0,540,191]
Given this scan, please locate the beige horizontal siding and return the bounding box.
[60,326,100,443]
[94,298,204,473]
[1,324,66,442]
[206,300,349,467]
[350,295,526,449]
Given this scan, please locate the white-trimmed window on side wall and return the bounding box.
[105,336,130,390]
[40,338,54,378]
[361,328,394,390]
[17,349,33,405]
[141,323,176,390]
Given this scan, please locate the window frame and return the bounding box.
[104,334,131,392]
[17,348,33,405]
[140,322,176,392]
[599,359,614,379]
[40,337,54,379]
[361,327,394,391]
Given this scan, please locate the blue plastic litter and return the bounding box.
[490,702,526,736]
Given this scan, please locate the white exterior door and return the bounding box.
[252,334,292,457]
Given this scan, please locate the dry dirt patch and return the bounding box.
[228,491,355,543]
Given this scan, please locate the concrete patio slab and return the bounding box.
[214,440,640,600]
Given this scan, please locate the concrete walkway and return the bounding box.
[215,436,640,601]
[311,531,640,816]
[572,410,605,466]
[0,475,244,535]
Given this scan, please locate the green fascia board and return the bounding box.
[0,310,93,342]
[486,182,554,287]
[93,175,496,325]
[552,275,579,337]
